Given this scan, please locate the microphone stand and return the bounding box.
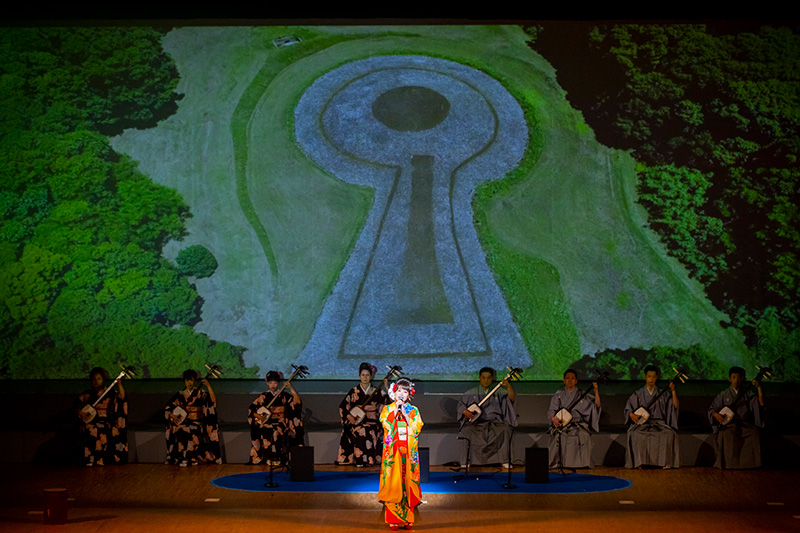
[264,414,294,488]
[502,427,516,489]
[452,436,475,483]
[553,426,575,476]
[264,444,279,488]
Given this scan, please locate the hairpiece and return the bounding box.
[265,370,284,382]
[389,378,415,399]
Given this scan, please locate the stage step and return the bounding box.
[124,427,799,467]
[3,380,799,467]
[4,425,799,468]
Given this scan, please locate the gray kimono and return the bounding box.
[547,388,601,468]
[624,386,680,468]
[457,386,517,465]
[708,387,764,469]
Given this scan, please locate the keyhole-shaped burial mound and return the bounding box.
[372,85,450,131]
[294,55,530,376]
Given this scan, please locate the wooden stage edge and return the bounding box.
[1,464,799,532]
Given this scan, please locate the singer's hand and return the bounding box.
[396,403,409,421]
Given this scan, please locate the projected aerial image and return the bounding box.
[2,24,798,379]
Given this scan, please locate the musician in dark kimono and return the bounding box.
[457,367,517,468]
[248,370,304,466]
[73,367,128,466]
[547,369,601,469]
[708,366,766,469]
[164,369,222,466]
[624,365,680,469]
[336,362,390,467]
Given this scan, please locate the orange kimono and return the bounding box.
[378,403,423,526]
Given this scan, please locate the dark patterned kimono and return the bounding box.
[74,388,128,465]
[248,390,304,465]
[164,388,222,465]
[336,384,389,466]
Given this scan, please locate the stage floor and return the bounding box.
[1,464,798,532]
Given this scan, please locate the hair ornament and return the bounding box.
[265,370,284,383]
[388,378,415,400]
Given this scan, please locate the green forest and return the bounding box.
[1,23,799,381]
[0,28,258,378]
[532,23,800,380]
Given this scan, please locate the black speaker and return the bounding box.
[525,447,549,484]
[290,445,314,482]
[419,447,430,483]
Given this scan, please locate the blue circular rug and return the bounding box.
[211,471,631,494]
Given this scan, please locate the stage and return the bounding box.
[1,464,798,532]
[4,379,800,531]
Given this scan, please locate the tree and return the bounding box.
[0,27,253,378]
[637,163,730,283]
[532,22,800,360]
[176,245,219,279]
[571,344,725,380]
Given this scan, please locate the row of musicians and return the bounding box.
[73,363,765,470]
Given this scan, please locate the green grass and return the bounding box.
[471,40,746,375]
[113,25,747,377]
[231,31,377,278]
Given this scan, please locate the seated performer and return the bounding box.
[378,377,423,531]
[624,364,680,469]
[547,368,601,469]
[248,370,304,466]
[709,366,766,469]
[73,367,128,466]
[336,362,390,467]
[457,367,517,468]
[164,369,221,466]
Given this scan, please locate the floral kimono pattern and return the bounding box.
[378,403,423,526]
[337,385,389,466]
[74,388,128,465]
[164,388,222,465]
[248,390,304,465]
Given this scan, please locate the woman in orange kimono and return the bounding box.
[378,377,423,530]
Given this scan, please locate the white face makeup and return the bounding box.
[395,386,410,404]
